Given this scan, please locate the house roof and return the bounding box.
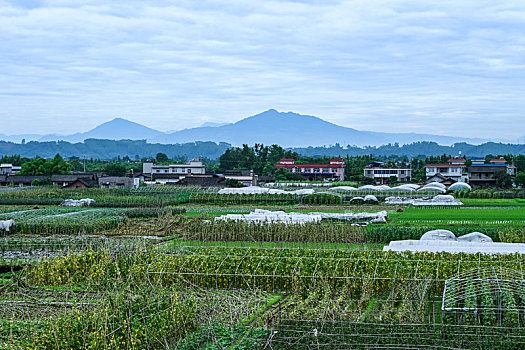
[425,173,457,184]
[4,175,48,183]
[224,170,253,176]
[151,173,182,180]
[275,163,344,168]
[178,174,225,188]
[470,164,508,167]
[448,158,466,162]
[51,174,95,182]
[425,164,466,168]
[64,178,95,188]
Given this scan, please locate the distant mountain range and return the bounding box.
[0,109,493,147]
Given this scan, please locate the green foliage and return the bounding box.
[103,162,127,177]
[301,193,342,205]
[218,144,299,175]
[156,152,169,163]
[273,167,303,181]
[495,169,513,189]
[515,172,525,186]
[31,178,52,186]
[499,227,525,243]
[0,139,230,160]
[32,288,195,349]
[0,154,27,166]
[19,154,70,176]
[181,220,365,243]
[28,249,525,298]
[225,178,245,188]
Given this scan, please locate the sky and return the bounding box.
[1,0,525,141]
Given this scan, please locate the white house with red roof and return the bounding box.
[275,158,345,181]
[425,158,468,183]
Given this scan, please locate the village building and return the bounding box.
[0,175,49,186]
[51,174,98,188]
[0,164,21,175]
[274,158,345,181]
[468,157,517,188]
[175,174,226,188]
[222,170,258,186]
[364,161,412,184]
[142,159,206,176]
[98,177,140,189]
[424,158,468,183]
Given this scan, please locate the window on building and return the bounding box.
[322,168,329,173]
[314,168,320,173]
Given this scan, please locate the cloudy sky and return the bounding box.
[1,0,525,140]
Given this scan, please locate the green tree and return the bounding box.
[19,154,70,176]
[515,172,525,187]
[494,169,512,189]
[104,163,127,177]
[225,178,244,188]
[156,152,169,163]
[70,159,83,171]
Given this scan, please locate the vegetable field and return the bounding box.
[1,185,525,349]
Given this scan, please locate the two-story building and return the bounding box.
[274,159,345,181]
[0,164,21,175]
[143,159,206,177]
[468,157,517,188]
[424,158,468,183]
[363,161,412,184]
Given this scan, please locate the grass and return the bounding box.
[460,198,525,207]
[392,206,525,227]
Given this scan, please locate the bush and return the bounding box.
[225,178,244,188]
[32,289,195,349]
[499,227,525,243]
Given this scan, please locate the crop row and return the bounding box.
[181,220,366,243]
[455,189,525,199]
[263,320,525,349]
[28,248,525,296]
[178,219,502,244]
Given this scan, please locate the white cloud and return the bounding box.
[0,0,524,140]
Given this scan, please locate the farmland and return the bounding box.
[1,186,525,349]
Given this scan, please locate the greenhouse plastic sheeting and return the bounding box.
[385,195,462,206]
[215,209,388,224]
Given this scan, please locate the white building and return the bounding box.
[424,158,468,183]
[0,164,21,175]
[143,159,206,176]
[363,162,411,183]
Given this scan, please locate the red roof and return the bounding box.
[448,158,466,162]
[425,164,466,168]
[279,159,295,162]
[275,163,345,168]
[490,158,507,163]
